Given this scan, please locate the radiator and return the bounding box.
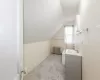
[52,47,62,55]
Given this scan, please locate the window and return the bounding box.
[65,26,73,44]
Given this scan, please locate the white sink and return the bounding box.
[62,49,81,65]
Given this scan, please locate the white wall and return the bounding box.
[74,15,81,52]
[24,0,63,43]
[0,0,22,80]
[24,41,51,74]
[51,40,65,48]
[79,0,100,80]
[51,27,65,49]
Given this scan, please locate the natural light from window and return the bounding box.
[65,26,73,44]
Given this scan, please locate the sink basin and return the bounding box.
[62,49,81,65]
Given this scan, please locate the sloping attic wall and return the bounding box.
[24,0,63,74]
[51,27,65,49]
[24,0,63,43]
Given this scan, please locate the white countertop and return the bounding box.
[62,49,82,56]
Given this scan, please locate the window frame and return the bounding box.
[64,25,74,44]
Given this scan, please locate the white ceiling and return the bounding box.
[61,0,80,23]
[24,0,80,44]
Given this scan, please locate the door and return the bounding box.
[0,0,23,80]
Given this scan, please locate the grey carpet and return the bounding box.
[24,54,66,80]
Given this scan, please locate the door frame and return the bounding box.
[17,0,24,80]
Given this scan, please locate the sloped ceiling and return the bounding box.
[24,0,80,44]
[52,26,64,40]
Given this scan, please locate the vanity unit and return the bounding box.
[62,49,82,80]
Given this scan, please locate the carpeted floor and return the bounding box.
[24,54,66,80]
